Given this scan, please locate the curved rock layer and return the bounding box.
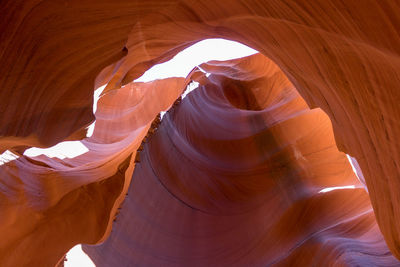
[83,54,398,266]
[0,78,186,266]
[1,1,400,266]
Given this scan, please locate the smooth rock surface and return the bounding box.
[1,1,400,266]
[84,54,399,266]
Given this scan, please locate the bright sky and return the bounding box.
[135,38,258,82]
[64,245,95,267]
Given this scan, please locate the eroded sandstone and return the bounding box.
[1,1,400,266]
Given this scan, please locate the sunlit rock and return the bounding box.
[1,1,400,266]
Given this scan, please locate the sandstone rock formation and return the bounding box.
[1,1,400,266]
[84,53,399,266]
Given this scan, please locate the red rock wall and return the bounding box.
[83,54,399,266]
[0,77,185,266]
[1,1,400,266]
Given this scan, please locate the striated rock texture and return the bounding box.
[1,0,400,266]
[0,77,186,266]
[83,54,399,266]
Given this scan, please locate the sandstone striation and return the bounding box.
[83,54,399,266]
[1,1,400,266]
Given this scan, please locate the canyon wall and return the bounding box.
[1,0,400,266]
[84,54,399,266]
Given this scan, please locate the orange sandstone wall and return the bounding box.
[84,54,399,266]
[1,1,400,266]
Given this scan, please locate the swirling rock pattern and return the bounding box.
[1,1,400,266]
[0,77,185,266]
[83,54,399,266]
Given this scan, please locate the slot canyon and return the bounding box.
[1,1,400,266]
